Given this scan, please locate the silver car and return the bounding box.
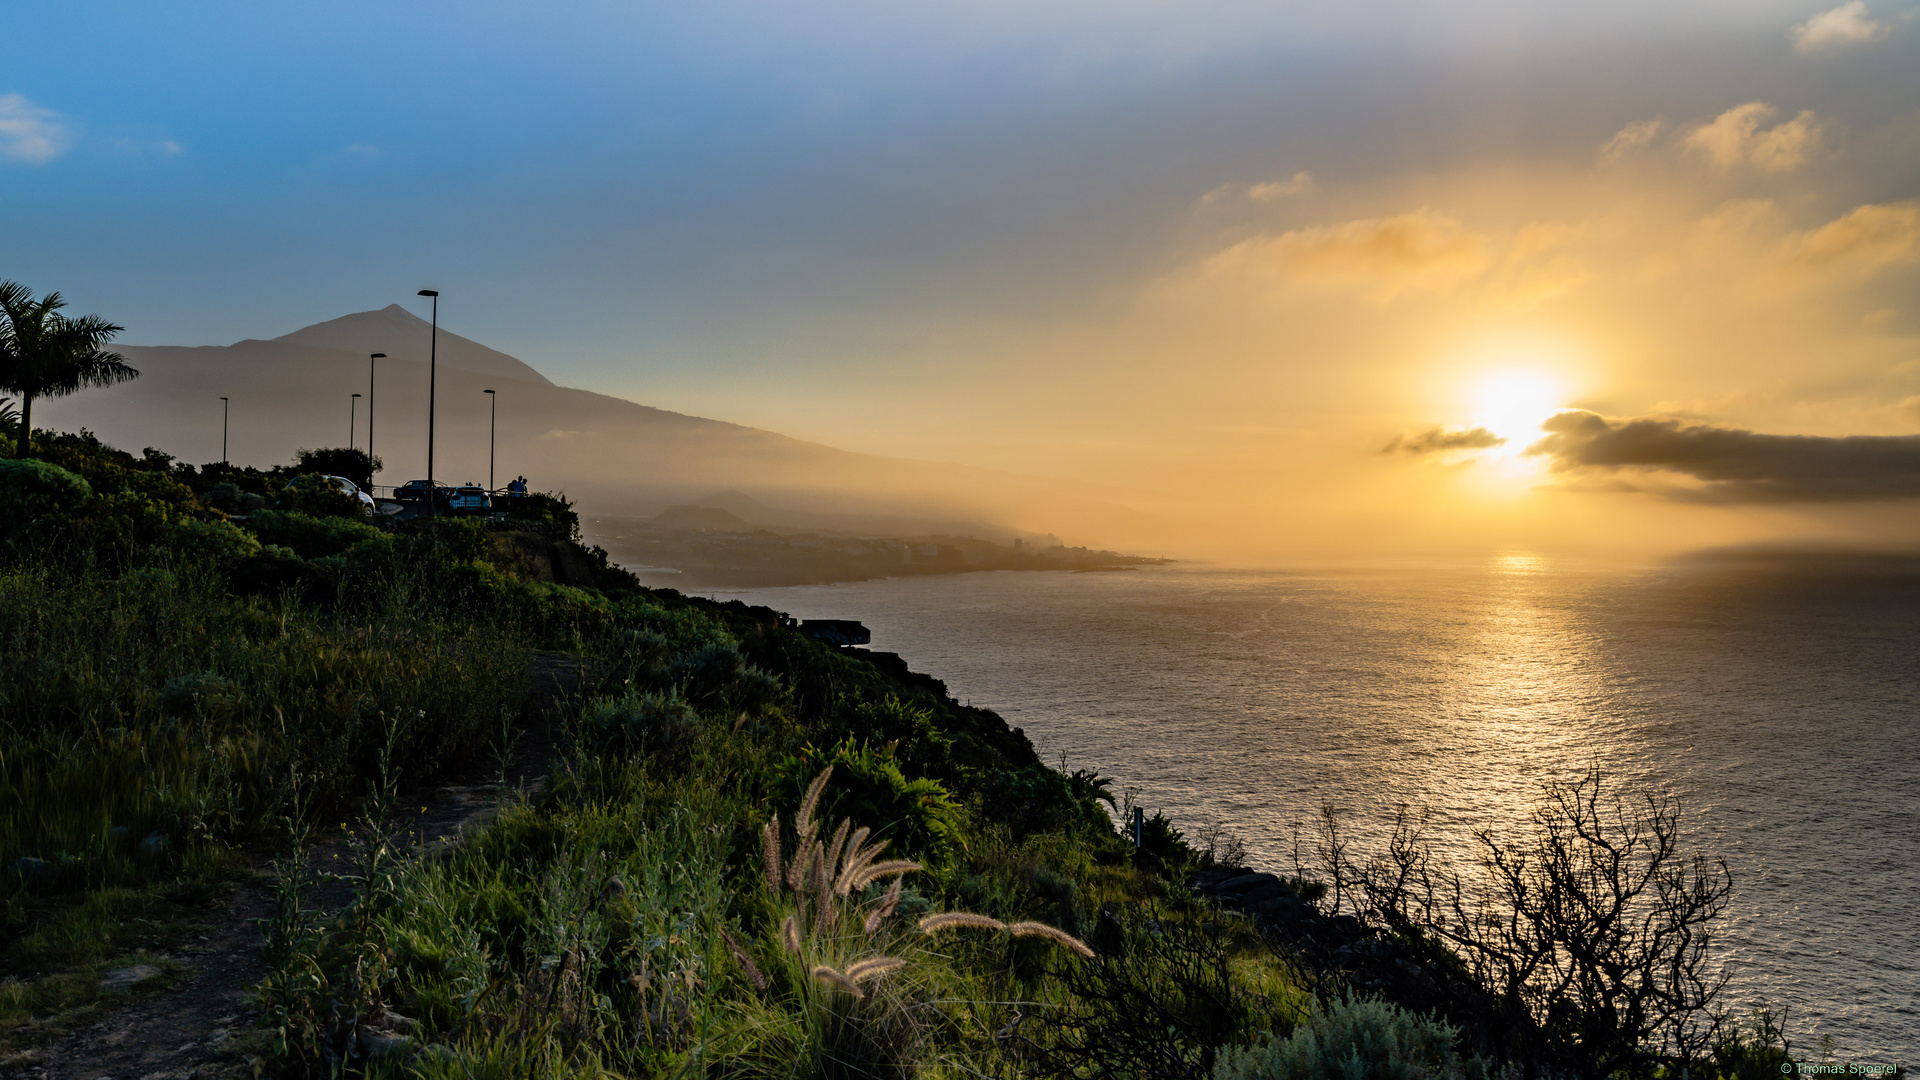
[324,476,378,512]
[447,484,491,515]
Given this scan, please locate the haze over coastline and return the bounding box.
[8,0,1918,565]
[37,307,1158,547]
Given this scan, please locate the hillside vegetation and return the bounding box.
[0,427,1815,1079]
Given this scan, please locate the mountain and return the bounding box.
[265,305,553,387]
[35,308,1154,545]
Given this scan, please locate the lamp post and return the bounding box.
[417,291,439,515]
[483,389,496,494]
[369,353,384,491]
[350,393,360,450]
[219,396,229,467]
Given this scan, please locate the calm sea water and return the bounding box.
[698,557,1919,1059]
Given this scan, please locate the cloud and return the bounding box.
[1382,426,1505,455]
[1684,103,1821,173]
[1790,200,1920,274]
[1528,410,1920,502]
[0,93,73,164]
[1247,171,1317,201]
[1204,209,1491,298]
[1600,118,1664,163]
[1200,171,1317,206]
[1792,1,1887,51]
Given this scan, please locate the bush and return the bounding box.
[669,643,783,711]
[1022,904,1282,1080]
[777,741,961,871]
[163,517,262,566]
[273,473,367,519]
[243,508,383,561]
[292,447,380,488]
[1216,994,1482,1080]
[1316,769,1733,1075]
[0,459,92,530]
[577,690,700,762]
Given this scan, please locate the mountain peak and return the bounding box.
[267,306,554,386]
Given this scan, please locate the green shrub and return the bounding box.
[777,740,961,871]
[669,642,783,710]
[0,458,92,529]
[163,516,262,566]
[577,690,700,762]
[242,508,382,561]
[1215,994,1482,1080]
[272,472,365,519]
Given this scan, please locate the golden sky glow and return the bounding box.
[14,0,1920,562]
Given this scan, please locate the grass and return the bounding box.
[1,429,1801,1078]
[0,881,205,1061]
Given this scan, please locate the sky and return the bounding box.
[5,0,1919,560]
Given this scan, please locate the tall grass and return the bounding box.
[0,555,531,892]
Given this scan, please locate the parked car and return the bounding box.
[324,476,378,513]
[393,479,452,507]
[447,484,491,515]
[284,473,377,513]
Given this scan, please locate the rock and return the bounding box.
[7,856,59,889]
[137,832,170,860]
[548,541,598,588]
[377,1010,418,1034]
[1236,882,1292,906]
[1213,872,1281,895]
[101,964,162,992]
[357,1027,415,1061]
[109,825,133,848]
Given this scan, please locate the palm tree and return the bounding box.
[0,281,138,458]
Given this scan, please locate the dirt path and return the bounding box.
[7,654,585,1080]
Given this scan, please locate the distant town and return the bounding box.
[587,504,1169,587]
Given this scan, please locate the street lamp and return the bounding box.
[350,393,360,450]
[417,290,439,515]
[483,389,496,494]
[219,396,229,467]
[369,353,385,491]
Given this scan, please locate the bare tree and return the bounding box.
[1318,769,1732,1078]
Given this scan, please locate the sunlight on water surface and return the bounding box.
[707,560,1920,1056]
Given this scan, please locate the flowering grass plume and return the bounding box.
[920,911,1094,957]
[749,766,923,997]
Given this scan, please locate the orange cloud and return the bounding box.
[1599,118,1663,163]
[1790,201,1920,275]
[1792,1,1887,52]
[1684,103,1821,173]
[1203,209,1491,299]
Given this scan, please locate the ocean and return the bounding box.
[698,556,1920,1058]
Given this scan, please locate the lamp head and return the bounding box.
[417,289,439,297]
[352,393,361,398]
[371,352,386,359]
[484,389,495,395]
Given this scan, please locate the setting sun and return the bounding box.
[1469,369,1566,452]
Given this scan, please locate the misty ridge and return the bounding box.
[36,305,1157,555]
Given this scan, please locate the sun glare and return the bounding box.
[1469,370,1564,455]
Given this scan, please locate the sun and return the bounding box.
[1468,369,1564,456]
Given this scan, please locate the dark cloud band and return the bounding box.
[1529,410,1920,502]
[1383,426,1504,455]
